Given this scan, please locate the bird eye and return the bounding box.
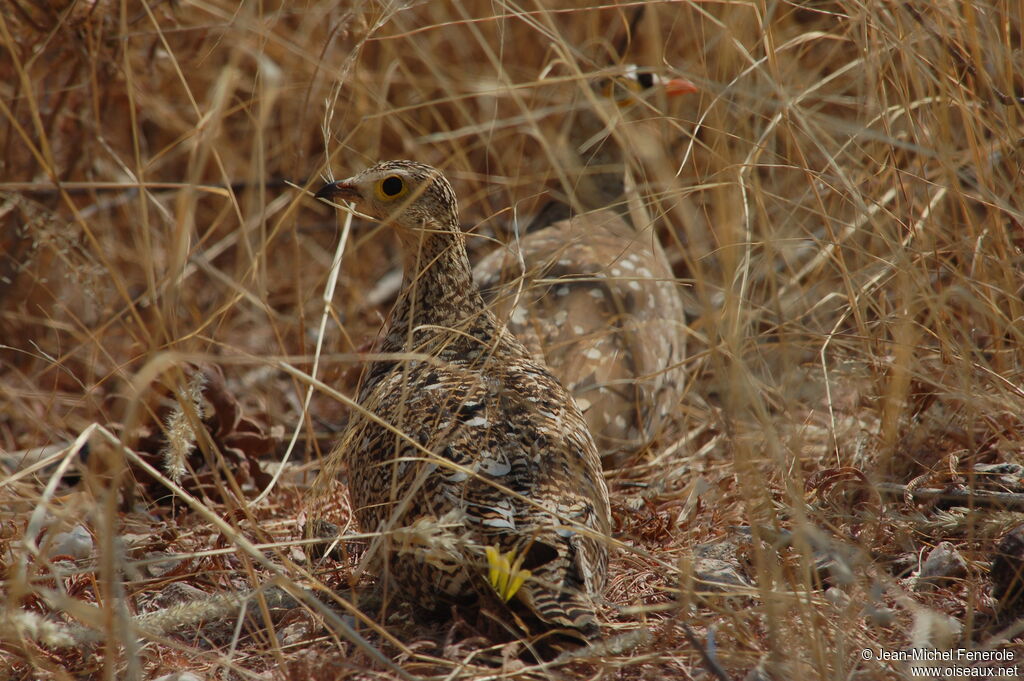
[636,71,654,90]
[379,175,405,198]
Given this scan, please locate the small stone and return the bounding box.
[693,557,752,591]
[692,536,753,591]
[914,541,967,590]
[278,618,313,646]
[866,605,897,627]
[824,587,849,607]
[142,551,183,578]
[148,582,211,610]
[47,525,93,560]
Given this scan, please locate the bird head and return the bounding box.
[596,65,698,108]
[314,160,459,234]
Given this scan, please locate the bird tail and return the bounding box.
[497,539,602,640]
[520,581,601,639]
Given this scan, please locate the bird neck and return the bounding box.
[382,224,499,356]
[565,105,629,218]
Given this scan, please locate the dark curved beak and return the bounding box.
[314,180,360,203]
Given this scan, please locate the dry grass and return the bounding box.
[2,0,1023,679]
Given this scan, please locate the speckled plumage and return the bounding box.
[474,69,693,465]
[474,209,687,465]
[313,161,610,638]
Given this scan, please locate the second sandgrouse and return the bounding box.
[474,68,695,465]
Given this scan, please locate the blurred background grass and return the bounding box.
[2,1,1023,679]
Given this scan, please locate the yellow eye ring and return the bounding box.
[375,175,407,201]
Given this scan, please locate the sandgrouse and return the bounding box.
[313,161,610,639]
[474,68,696,465]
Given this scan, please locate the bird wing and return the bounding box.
[341,353,609,609]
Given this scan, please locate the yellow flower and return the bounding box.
[485,545,532,601]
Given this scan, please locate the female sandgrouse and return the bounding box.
[474,68,696,466]
[314,161,610,639]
